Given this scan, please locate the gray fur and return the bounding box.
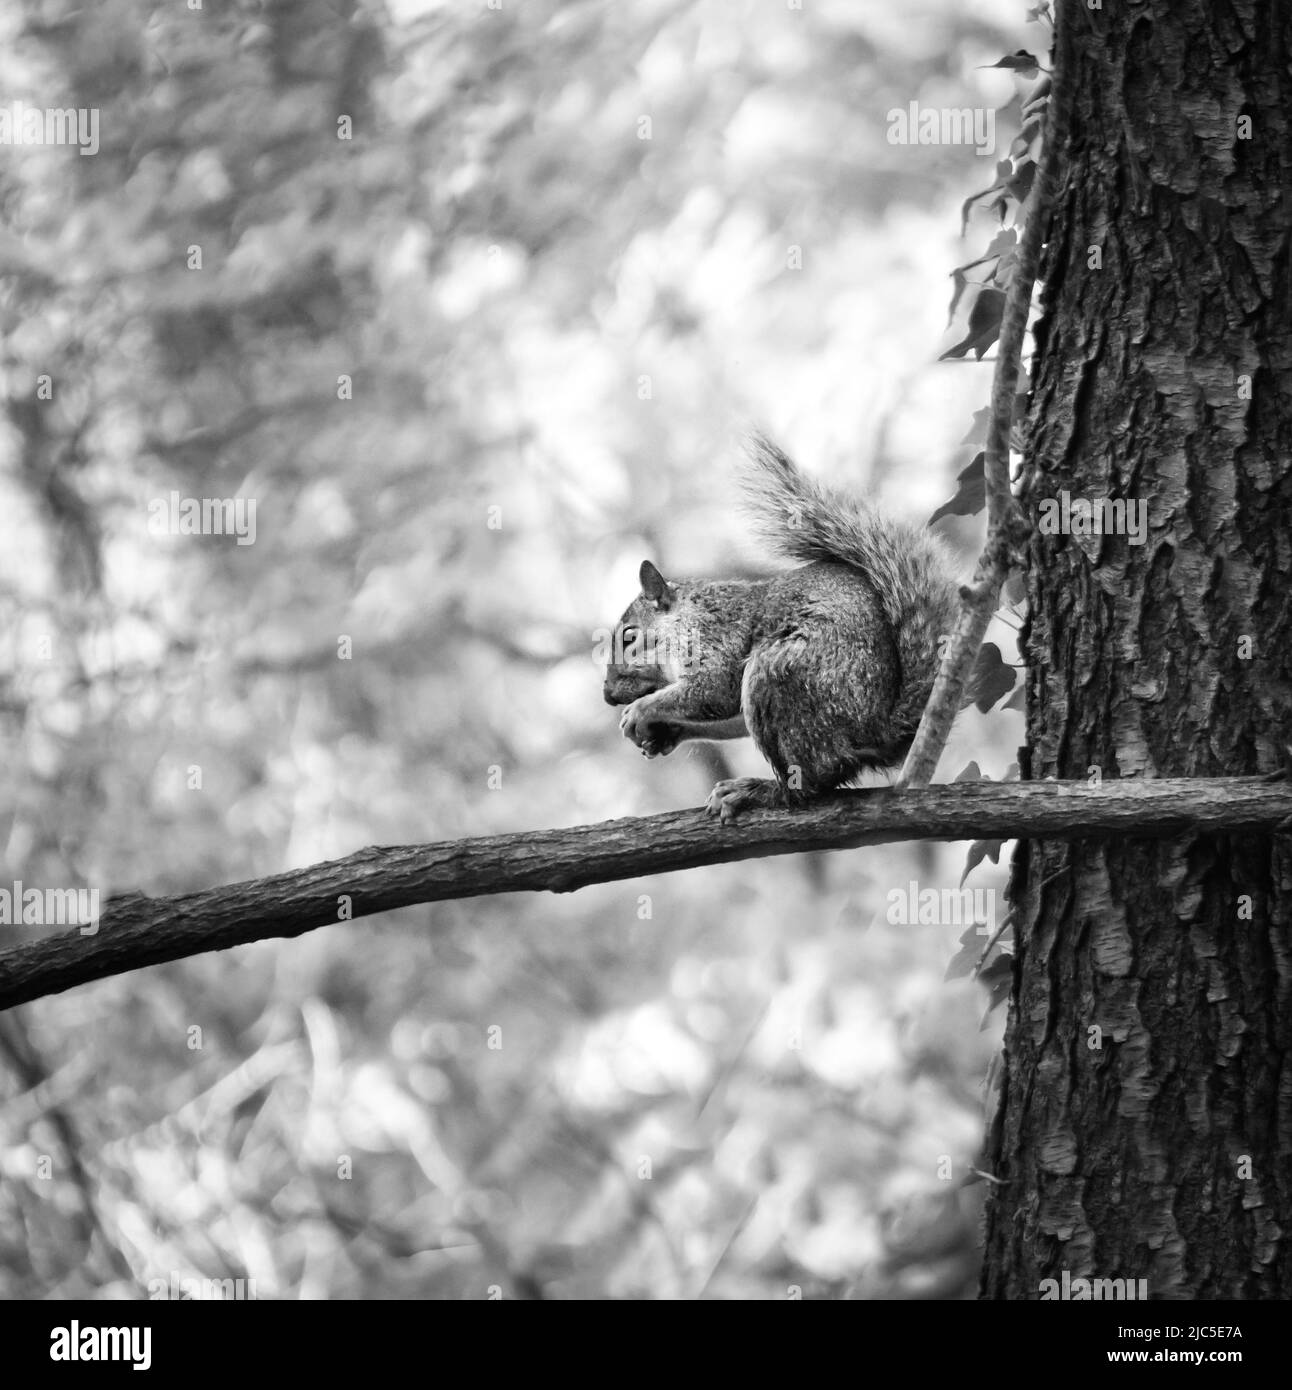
[604,436,959,813]
[739,433,959,760]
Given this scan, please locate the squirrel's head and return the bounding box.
[602,560,695,705]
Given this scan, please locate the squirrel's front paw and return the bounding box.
[619,698,680,758]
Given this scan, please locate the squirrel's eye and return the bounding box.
[621,626,639,643]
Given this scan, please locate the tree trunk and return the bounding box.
[982,0,1292,1298]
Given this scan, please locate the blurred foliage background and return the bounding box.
[0,0,1031,1299]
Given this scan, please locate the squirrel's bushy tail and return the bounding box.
[741,433,959,751]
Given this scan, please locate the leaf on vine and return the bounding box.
[1007,158,1036,203]
[979,50,1040,77]
[958,160,1013,234]
[963,641,1016,713]
[959,183,1001,236]
[939,285,1005,360]
[928,451,985,524]
[960,838,1003,887]
[944,922,986,981]
[948,233,1016,321]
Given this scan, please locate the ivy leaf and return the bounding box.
[960,839,1003,887]
[983,227,1018,259]
[945,922,986,981]
[959,166,1011,234]
[1007,158,1036,204]
[979,50,1041,77]
[948,232,1016,322]
[939,285,1005,360]
[963,642,1016,713]
[929,451,985,525]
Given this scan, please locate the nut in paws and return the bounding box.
[619,700,680,757]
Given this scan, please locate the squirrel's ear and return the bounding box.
[640,560,673,609]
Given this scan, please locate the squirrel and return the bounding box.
[602,435,959,820]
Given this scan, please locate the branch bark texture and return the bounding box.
[1,778,1288,1012]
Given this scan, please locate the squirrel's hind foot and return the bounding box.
[705,777,787,823]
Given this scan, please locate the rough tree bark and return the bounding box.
[982,0,1292,1297]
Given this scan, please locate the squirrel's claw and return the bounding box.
[706,777,780,822]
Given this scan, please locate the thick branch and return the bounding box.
[1,777,1288,1013]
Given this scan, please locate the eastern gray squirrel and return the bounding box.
[602,435,959,820]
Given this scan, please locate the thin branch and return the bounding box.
[1,778,1289,1013]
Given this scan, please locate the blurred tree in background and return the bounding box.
[0,0,1029,1298]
